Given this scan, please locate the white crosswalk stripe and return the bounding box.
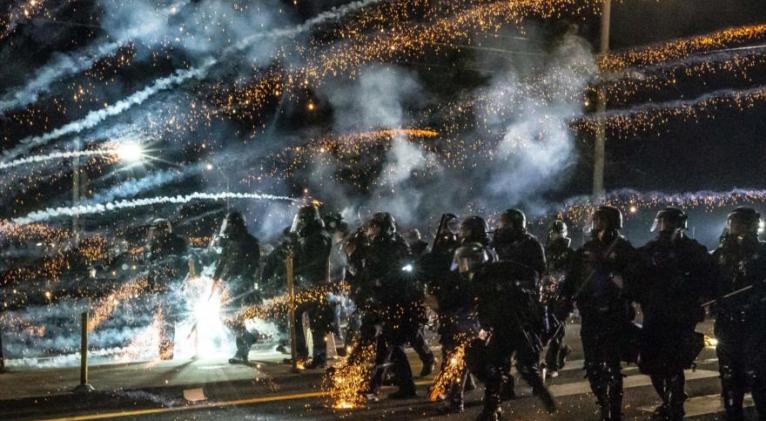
[639,393,755,418]
[547,368,719,398]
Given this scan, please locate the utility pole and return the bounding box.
[593,0,611,200]
[72,140,81,246]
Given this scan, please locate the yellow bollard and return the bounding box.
[73,311,94,392]
[286,250,300,373]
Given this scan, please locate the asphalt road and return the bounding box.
[7,319,760,421]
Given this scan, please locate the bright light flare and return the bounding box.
[704,335,719,348]
[115,141,145,163]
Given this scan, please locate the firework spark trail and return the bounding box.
[326,342,376,409]
[3,63,214,161]
[84,169,187,205]
[0,0,48,41]
[88,277,150,332]
[576,84,766,138]
[3,0,384,160]
[13,191,299,224]
[223,0,600,119]
[0,149,116,170]
[605,42,766,80]
[233,0,383,49]
[0,1,194,114]
[600,23,766,72]
[603,47,766,105]
[558,188,766,223]
[428,343,467,402]
[233,282,349,323]
[0,42,122,113]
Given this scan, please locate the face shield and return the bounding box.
[458,254,483,275]
[451,244,488,276]
[459,224,472,242]
[585,213,604,235]
[445,218,460,235]
[290,214,305,234]
[726,217,751,238]
[219,218,230,238]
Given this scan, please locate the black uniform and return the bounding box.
[636,231,714,420]
[713,232,766,420]
[467,260,555,420]
[145,220,188,361]
[558,233,639,421]
[292,219,333,366]
[491,213,546,398]
[213,213,261,364]
[422,244,475,410]
[493,230,546,279]
[542,236,575,373]
[357,226,419,397]
[401,229,436,377]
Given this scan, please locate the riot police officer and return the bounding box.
[556,206,640,421]
[421,220,477,412]
[460,242,556,421]
[290,205,333,369]
[460,216,493,248]
[541,220,575,378]
[490,209,547,397]
[712,207,766,421]
[361,212,420,399]
[400,227,437,376]
[636,208,715,420]
[492,208,546,277]
[433,213,461,255]
[211,211,261,365]
[145,218,188,360]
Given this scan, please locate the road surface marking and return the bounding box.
[31,390,330,421]
[550,369,719,397]
[639,393,754,417]
[31,370,721,420]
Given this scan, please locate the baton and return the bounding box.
[431,214,448,251]
[701,284,756,308]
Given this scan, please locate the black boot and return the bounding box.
[388,385,417,399]
[518,364,556,413]
[500,375,516,401]
[476,407,502,421]
[305,353,327,369]
[420,353,436,377]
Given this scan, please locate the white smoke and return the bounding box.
[468,30,596,214]
[0,1,192,114]
[0,149,114,170]
[14,191,298,224]
[4,63,213,160]
[304,30,595,227]
[85,169,187,204]
[0,42,122,113]
[4,0,384,160]
[324,65,425,132]
[313,64,437,225]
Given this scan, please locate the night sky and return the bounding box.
[1,0,766,249]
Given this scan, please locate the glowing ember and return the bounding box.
[428,343,466,402]
[326,343,376,410]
